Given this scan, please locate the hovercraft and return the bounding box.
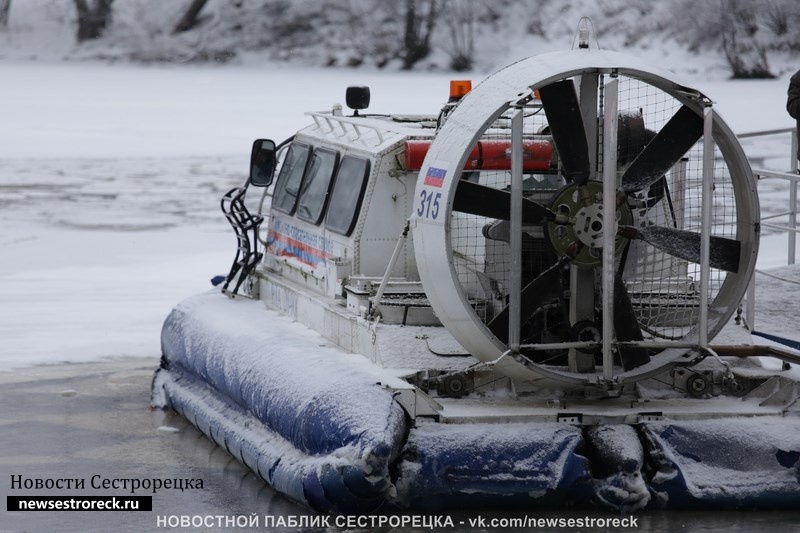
[152,28,800,513]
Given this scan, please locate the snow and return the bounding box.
[0,51,799,371]
[648,417,800,500]
[394,418,585,504]
[0,61,455,159]
[154,360,390,510]
[154,289,411,510]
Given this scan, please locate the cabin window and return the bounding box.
[272,142,311,215]
[325,155,371,236]
[296,148,340,225]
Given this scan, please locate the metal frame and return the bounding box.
[508,108,524,353]
[601,78,618,381]
[698,108,714,346]
[739,127,799,328]
[411,50,760,386]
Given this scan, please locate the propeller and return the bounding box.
[618,225,741,273]
[453,180,555,224]
[538,80,591,185]
[613,273,651,370]
[487,257,568,341]
[620,105,704,194]
[451,79,738,372]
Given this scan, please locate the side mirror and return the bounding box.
[249,139,277,187]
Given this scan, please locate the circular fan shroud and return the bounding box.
[411,49,759,386]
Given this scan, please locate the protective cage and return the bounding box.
[412,50,759,386]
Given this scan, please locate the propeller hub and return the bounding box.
[574,203,606,249]
[547,182,633,267]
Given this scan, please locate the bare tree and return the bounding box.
[442,0,476,71]
[74,0,114,42]
[0,0,10,29]
[173,0,209,34]
[721,0,774,78]
[401,0,437,70]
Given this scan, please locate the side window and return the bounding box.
[297,148,339,225]
[325,156,371,236]
[272,142,311,215]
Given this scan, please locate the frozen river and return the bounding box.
[0,358,305,532]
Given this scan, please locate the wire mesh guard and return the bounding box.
[449,74,741,370]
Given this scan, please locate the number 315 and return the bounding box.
[417,190,442,220]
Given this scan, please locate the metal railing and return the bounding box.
[739,127,799,329]
[306,111,389,147]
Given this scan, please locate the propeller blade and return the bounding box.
[487,257,568,342]
[538,80,591,185]
[453,180,554,223]
[613,274,651,370]
[619,225,741,273]
[620,105,704,194]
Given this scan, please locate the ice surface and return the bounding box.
[0,62,455,159]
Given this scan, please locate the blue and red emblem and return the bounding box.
[423,166,446,187]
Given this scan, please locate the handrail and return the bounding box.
[738,126,795,138]
[739,126,798,330]
[752,167,800,182]
[305,111,387,147]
